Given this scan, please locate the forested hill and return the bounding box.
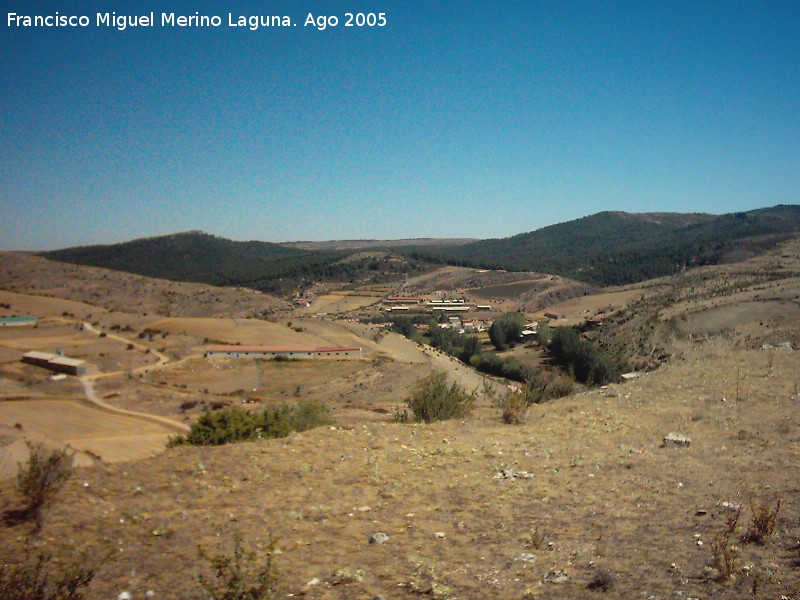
[42,232,332,291]
[41,231,437,293]
[407,205,800,286]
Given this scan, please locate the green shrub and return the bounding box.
[168,401,332,447]
[549,327,619,385]
[395,372,475,423]
[16,443,74,530]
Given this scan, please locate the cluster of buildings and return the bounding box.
[383,296,491,314]
[205,345,362,359]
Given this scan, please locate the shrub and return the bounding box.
[495,374,574,424]
[196,533,279,600]
[711,508,741,580]
[395,372,475,423]
[168,401,331,447]
[495,387,530,425]
[15,443,74,530]
[586,568,615,591]
[549,327,619,385]
[0,549,96,600]
[742,496,782,545]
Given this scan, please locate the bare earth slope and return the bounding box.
[0,251,288,318]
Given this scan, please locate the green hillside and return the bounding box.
[42,232,433,294]
[407,205,800,285]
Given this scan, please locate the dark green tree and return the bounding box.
[488,312,525,351]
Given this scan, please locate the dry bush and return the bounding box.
[495,374,575,424]
[711,508,740,580]
[15,443,74,531]
[0,550,96,600]
[742,496,782,545]
[496,388,531,425]
[586,567,615,591]
[196,533,279,600]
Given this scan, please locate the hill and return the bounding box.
[410,205,800,285]
[282,238,477,251]
[0,251,288,318]
[41,232,438,294]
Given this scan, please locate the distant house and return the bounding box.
[205,345,362,359]
[1,316,37,327]
[384,306,410,312]
[385,296,425,304]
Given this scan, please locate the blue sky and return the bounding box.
[2,1,798,250]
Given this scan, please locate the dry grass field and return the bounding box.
[299,293,383,315]
[0,399,175,464]
[1,342,797,599]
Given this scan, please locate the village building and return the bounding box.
[385,296,425,304]
[205,345,362,359]
[21,351,94,375]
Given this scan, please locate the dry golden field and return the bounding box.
[1,342,798,599]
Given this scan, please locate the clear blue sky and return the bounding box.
[2,1,798,250]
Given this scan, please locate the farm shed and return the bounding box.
[21,351,94,375]
[204,345,362,359]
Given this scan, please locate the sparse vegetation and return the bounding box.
[711,508,741,580]
[586,567,615,591]
[495,374,574,424]
[742,496,782,545]
[168,401,332,447]
[0,549,97,600]
[394,372,474,423]
[14,443,74,530]
[196,533,279,600]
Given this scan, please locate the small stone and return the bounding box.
[542,570,568,584]
[515,553,536,563]
[118,593,132,600]
[369,532,389,545]
[695,509,708,516]
[662,432,691,447]
[432,532,446,539]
